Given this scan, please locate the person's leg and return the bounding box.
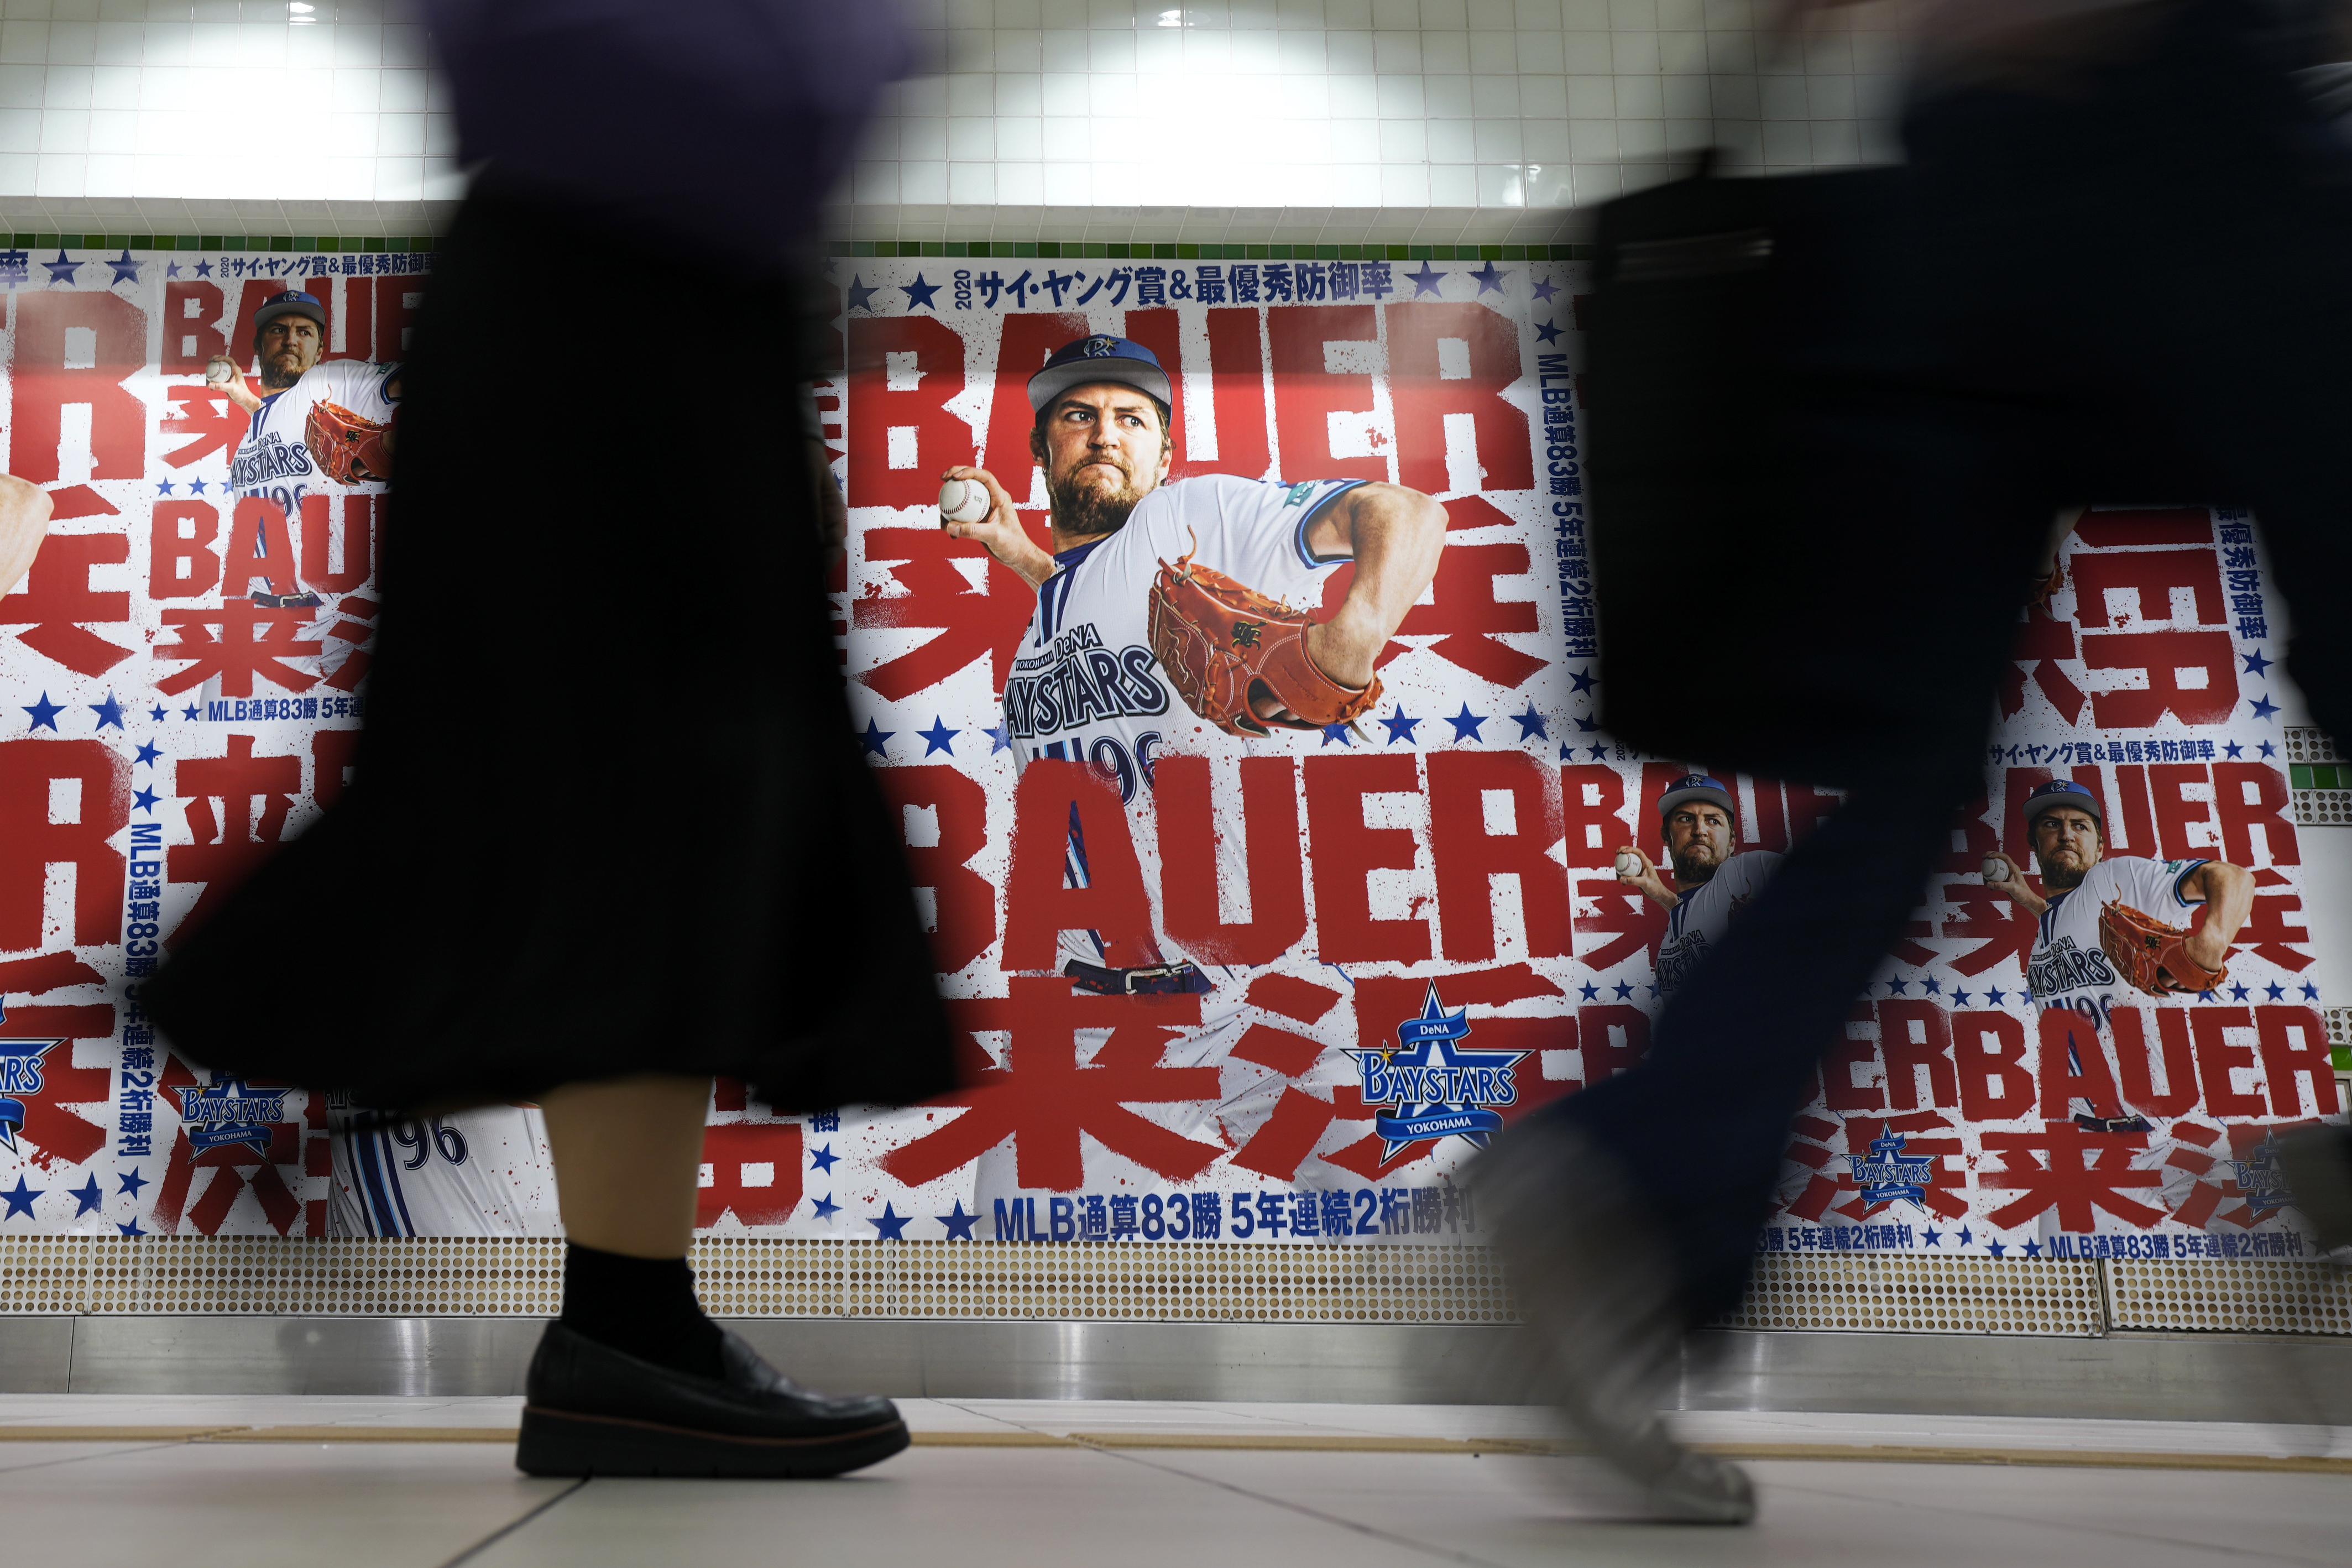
[539,1075,725,1380]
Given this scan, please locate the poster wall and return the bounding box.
[0,244,2334,1267]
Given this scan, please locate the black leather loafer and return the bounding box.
[516,1321,910,1478]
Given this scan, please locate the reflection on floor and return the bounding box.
[0,1395,2344,1566]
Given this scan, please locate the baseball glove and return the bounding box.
[305,399,394,485]
[1148,537,1380,739]
[2099,899,2228,996]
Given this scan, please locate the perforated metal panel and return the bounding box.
[2285,727,2352,825]
[1717,1254,2104,1336]
[2,1235,2340,1335]
[2105,1257,2352,1334]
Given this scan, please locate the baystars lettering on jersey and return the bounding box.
[2028,856,2208,1031]
[229,357,400,523]
[1008,472,1365,973]
[1655,850,1782,997]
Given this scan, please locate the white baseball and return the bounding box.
[204,359,236,387]
[1982,853,2008,883]
[1616,850,1642,879]
[939,477,991,525]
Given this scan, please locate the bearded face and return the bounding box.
[254,317,321,392]
[1031,384,1172,541]
[2032,807,2102,890]
[1666,804,1734,886]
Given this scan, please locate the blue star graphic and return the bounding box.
[1645,982,1661,999]
[2259,740,2277,758]
[1921,1227,1943,1246]
[2249,695,2280,720]
[808,1142,839,1174]
[870,1203,911,1240]
[1445,704,1487,741]
[1403,262,1446,297]
[1379,706,1421,744]
[2303,982,2321,1000]
[2217,739,2244,760]
[1987,1240,2008,1258]
[107,248,141,285]
[1510,705,1547,740]
[1585,744,1611,762]
[918,715,959,755]
[132,786,160,813]
[1957,1226,1973,1246]
[1321,722,1354,746]
[1559,744,1574,761]
[809,1193,841,1220]
[69,1175,102,1216]
[1567,666,1596,694]
[194,259,212,277]
[117,1168,147,1197]
[1886,977,1910,995]
[1533,319,1562,344]
[1952,990,1973,1007]
[1612,980,1633,1000]
[180,704,200,720]
[846,275,878,312]
[42,249,80,285]
[1922,976,1943,995]
[859,718,892,756]
[1984,988,2007,1006]
[937,1199,979,1240]
[983,724,1010,754]
[901,273,941,310]
[1577,982,1599,1001]
[2242,649,2272,676]
[134,740,162,766]
[1348,981,1535,1158]
[148,705,166,722]
[22,693,62,731]
[2265,981,2286,1001]
[156,479,175,496]
[0,1176,41,1219]
[2229,982,2249,1001]
[1530,275,1561,304]
[116,1219,145,1236]
[165,260,181,278]
[2022,1239,2043,1258]
[189,478,206,494]
[1468,260,1506,295]
[1572,715,1598,731]
[89,692,125,730]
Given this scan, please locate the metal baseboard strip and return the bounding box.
[3,1318,2347,1421]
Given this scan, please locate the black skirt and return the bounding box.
[143,181,957,1115]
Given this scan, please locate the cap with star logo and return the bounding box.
[1027,334,1172,412]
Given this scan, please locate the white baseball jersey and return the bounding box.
[229,357,400,521]
[1655,850,1783,996]
[2028,855,2208,1031]
[326,1098,557,1237]
[1006,473,1366,974]
[221,358,399,689]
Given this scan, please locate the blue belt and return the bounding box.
[1063,959,1212,996]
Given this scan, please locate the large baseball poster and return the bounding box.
[0,243,2335,1269]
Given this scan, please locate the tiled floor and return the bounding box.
[0,1395,2343,1566]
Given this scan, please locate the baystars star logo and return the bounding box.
[1349,983,1529,1161]
[174,1076,290,1158]
[2230,1134,2294,1215]
[0,997,67,1153]
[1846,1132,1936,1206]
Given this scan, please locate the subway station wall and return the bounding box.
[0,241,2347,1304]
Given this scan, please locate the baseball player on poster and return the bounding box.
[208,289,398,682]
[1985,778,2253,1130]
[1616,773,1784,997]
[942,333,1448,997]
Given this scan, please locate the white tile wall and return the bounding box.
[0,0,461,234]
[0,0,1916,242]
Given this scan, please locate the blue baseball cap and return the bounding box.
[1656,773,1735,819]
[1028,334,1172,413]
[255,290,325,330]
[2022,778,2103,828]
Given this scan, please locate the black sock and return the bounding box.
[559,1242,725,1379]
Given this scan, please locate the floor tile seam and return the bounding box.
[1760,1473,2346,1568]
[1075,1441,1519,1568]
[0,1439,204,1481]
[430,1477,589,1568]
